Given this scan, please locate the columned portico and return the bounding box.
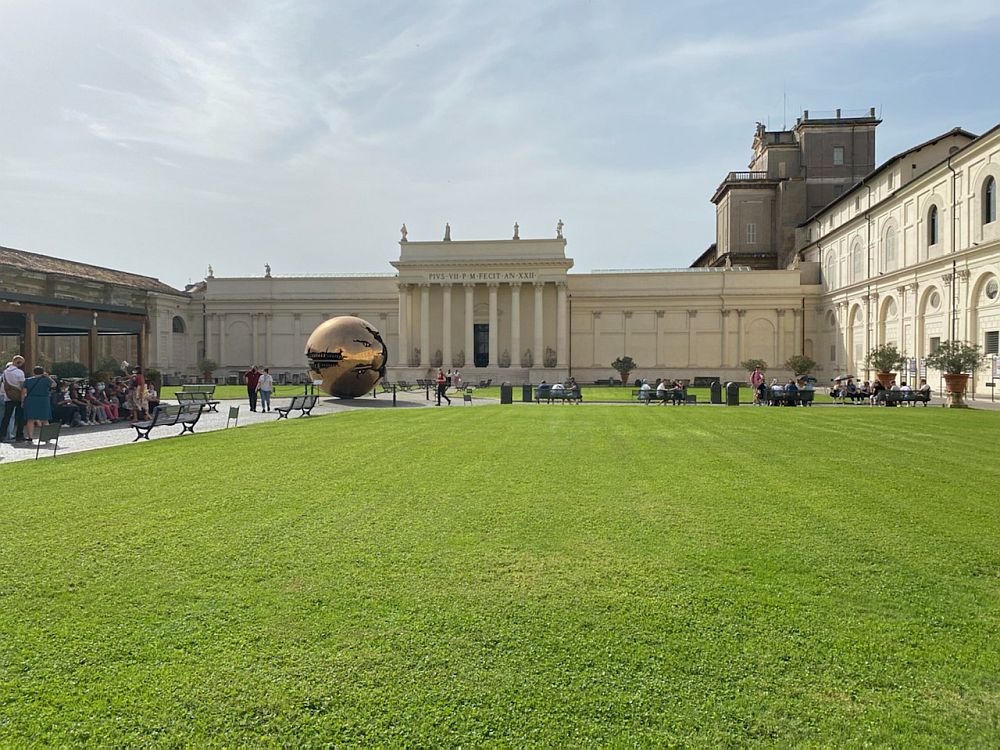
[419,283,430,367]
[442,283,453,368]
[510,283,521,367]
[488,283,499,367]
[464,283,474,368]
[533,282,544,366]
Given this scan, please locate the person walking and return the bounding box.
[245,365,261,412]
[750,366,765,405]
[1,355,27,443]
[436,368,451,406]
[258,367,273,412]
[23,366,54,441]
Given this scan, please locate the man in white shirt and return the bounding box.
[258,367,274,412]
[1,355,27,442]
[639,380,652,403]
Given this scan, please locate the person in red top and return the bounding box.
[435,368,451,406]
[245,365,262,412]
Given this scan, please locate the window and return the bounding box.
[928,205,939,245]
[888,172,895,189]
[884,229,897,269]
[171,316,186,333]
[833,146,844,166]
[985,177,997,224]
[929,336,941,354]
[747,223,756,244]
[855,196,861,211]
[986,331,999,355]
[852,246,863,280]
[830,344,836,362]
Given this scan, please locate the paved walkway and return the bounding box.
[0,391,438,465]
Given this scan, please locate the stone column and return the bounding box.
[464,283,475,368]
[655,310,665,366]
[592,312,601,366]
[264,314,273,367]
[624,310,632,359]
[218,313,226,367]
[533,282,544,366]
[720,309,730,367]
[793,309,802,357]
[736,309,746,363]
[837,302,848,367]
[488,282,499,367]
[442,283,453,369]
[556,282,568,368]
[138,319,148,369]
[88,314,98,376]
[510,283,521,368]
[397,284,409,366]
[23,312,37,370]
[958,269,971,341]
[687,310,697,366]
[251,313,260,365]
[908,283,919,364]
[419,283,430,368]
[869,292,880,348]
[776,309,786,364]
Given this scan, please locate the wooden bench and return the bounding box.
[535,385,582,403]
[882,390,931,406]
[175,391,221,412]
[632,388,694,405]
[180,384,216,395]
[132,403,205,441]
[275,394,318,419]
[768,390,815,406]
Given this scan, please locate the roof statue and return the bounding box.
[265,263,271,278]
[556,219,564,239]
[207,264,214,278]
[400,223,408,242]
[443,222,451,241]
[513,222,520,240]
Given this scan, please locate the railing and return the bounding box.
[801,108,876,121]
[724,171,769,182]
[592,267,752,274]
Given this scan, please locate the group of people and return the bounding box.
[638,378,687,405]
[243,366,275,412]
[831,376,931,405]
[1,355,157,444]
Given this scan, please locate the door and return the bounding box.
[474,324,489,367]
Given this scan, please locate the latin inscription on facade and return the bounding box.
[427,271,538,282]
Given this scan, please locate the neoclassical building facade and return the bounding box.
[2,111,997,392]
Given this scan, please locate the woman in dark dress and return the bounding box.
[23,366,53,441]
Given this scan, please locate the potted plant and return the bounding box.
[924,340,985,408]
[864,344,905,387]
[197,357,218,384]
[611,355,637,385]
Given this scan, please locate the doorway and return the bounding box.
[474,324,489,367]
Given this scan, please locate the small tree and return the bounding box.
[611,355,636,385]
[924,340,984,374]
[144,367,162,387]
[784,354,817,376]
[739,358,768,373]
[96,355,120,373]
[864,344,905,373]
[51,361,89,379]
[197,357,217,383]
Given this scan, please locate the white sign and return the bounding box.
[427,270,538,282]
[993,356,1000,379]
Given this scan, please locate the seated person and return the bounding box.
[639,380,652,402]
[918,378,932,398]
[656,379,668,401]
[53,383,85,426]
[671,380,685,405]
[145,383,160,412]
[799,377,815,406]
[770,379,784,405]
[784,379,799,404]
[845,379,859,402]
[550,381,565,399]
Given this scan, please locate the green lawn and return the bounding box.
[2,407,998,745]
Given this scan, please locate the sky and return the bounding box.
[1,0,998,289]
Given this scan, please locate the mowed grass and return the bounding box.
[2,407,998,745]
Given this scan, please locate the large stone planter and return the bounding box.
[875,371,896,388]
[943,373,970,408]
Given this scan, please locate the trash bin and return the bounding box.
[710,381,722,404]
[725,381,740,406]
[500,383,513,404]
[522,384,533,402]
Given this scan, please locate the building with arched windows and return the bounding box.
[2,111,999,392]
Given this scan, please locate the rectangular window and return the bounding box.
[855,196,861,211]
[747,223,756,244]
[888,172,895,189]
[929,337,941,354]
[833,146,845,166]
[986,331,999,355]
[830,344,836,362]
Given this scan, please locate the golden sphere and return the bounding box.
[305,316,388,398]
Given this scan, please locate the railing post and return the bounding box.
[393,384,397,407]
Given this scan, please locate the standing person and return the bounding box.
[127,367,147,422]
[22,366,53,441]
[258,367,273,412]
[750,366,765,405]
[245,365,261,412]
[1,355,27,442]
[435,368,451,406]
[452,370,462,391]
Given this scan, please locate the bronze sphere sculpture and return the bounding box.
[305,316,388,398]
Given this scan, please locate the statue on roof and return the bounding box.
[444,222,451,241]
[556,219,564,239]
[513,222,520,240]
[400,223,408,242]
[207,264,214,279]
[265,263,272,278]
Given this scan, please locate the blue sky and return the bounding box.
[1,0,998,288]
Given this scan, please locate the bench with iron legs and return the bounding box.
[766,390,815,406]
[275,394,318,419]
[535,384,583,403]
[132,403,205,441]
[632,388,694,405]
[179,384,216,395]
[881,390,931,406]
[175,391,221,412]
